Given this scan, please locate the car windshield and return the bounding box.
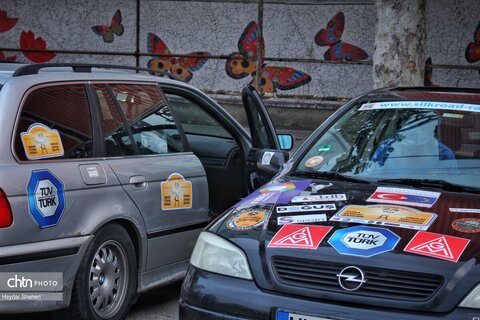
[295,100,480,189]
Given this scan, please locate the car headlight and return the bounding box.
[190,232,253,280]
[460,284,480,308]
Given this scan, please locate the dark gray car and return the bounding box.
[0,63,291,320]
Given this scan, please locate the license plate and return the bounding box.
[277,310,331,320]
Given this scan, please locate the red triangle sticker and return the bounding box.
[268,224,332,250]
[404,231,470,262]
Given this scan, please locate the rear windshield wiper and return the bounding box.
[294,171,370,184]
[378,178,480,194]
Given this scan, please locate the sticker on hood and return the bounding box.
[366,186,440,208]
[277,214,327,225]
[236,180,312,208]
[328,226,400,258]
[330,205,437,231]
[291,194,346,203]
[449,208,480,214]
[277,204,336,213]
[227,206,270,230]
[404,231,470,262]
[452,218,480,233]
[268,224,332,250]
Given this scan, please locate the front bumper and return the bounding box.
[0,235,92,313]
[180,266,479,320]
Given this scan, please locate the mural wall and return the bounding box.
[0,0,478,99]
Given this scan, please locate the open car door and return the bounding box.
[242,84,292,190]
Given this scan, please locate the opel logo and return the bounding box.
[336,266,367,291]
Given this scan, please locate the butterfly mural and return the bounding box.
[315,11,368,62]
[0,51,16,62]
[0,10,18,32]
[466,22,480,63]
[92,9,124,43]
[20,30,56,63]
[225,21,311,93]
[424,57,436,87]
[147,32,210,82]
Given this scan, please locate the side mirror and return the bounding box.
[277,134,293,151]
[257,149,289,174]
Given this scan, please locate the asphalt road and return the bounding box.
[1,129,314,320]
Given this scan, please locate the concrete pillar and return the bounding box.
[373,0,426,88]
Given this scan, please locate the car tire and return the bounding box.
[57,223,137,320]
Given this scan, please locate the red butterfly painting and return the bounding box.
[147,32,210,82]
[92,9,124,43]
[20,30,56,63]
[424,57,436,87]
[0,10,17,32]
[466,22,480,63]
[0,51,16,62]
[226,21,311,93]
[315,12,368,62]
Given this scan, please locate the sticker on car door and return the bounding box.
[161,173,192,210]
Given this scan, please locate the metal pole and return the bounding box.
[256,0,264,95]
[136,0,141,69]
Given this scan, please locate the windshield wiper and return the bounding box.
[378,178,480,194]
[295,171,370,184]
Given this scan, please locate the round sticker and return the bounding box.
[452,218,480,233]
[227,209,267,230]
[305,156,324,167]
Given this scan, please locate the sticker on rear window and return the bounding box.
[329,205,437,231]
[359,101,480,113]
[161,173,192,210]
[20,123,64,160]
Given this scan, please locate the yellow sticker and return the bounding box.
[161,173,192,210]
[20,123,64,160]
[305,155,324,167]
[227,209,268,230]
[330,205,437,231]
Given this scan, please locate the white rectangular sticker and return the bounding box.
[291,194,346,203]
[276,204,336,213]
[450,208,480,214]
[359,101,480,113]
[366,186,440,208]
[277,214,327,225]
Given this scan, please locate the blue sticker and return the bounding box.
[26,170,66,228]
[328,226,400,258]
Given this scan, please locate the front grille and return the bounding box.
[271,256,444,301]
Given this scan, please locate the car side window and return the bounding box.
[14,84,93,161]
[163,92,233,140]
[95,83,185,156]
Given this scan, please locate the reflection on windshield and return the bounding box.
[295,102,480,188]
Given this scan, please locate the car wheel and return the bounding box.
[60,223,137,320]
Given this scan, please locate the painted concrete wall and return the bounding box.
[0,0,478,100]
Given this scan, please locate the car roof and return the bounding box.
[361,86,480,105]
[0,63,183,86]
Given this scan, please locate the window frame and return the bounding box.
[12,81,99,163]
[88,81,191,158]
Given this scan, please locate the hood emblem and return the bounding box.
[336,266,366,291]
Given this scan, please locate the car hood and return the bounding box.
[213,175,480,312]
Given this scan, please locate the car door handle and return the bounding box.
[129,175,147,189]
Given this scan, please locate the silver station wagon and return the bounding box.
[0,63,291,320]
